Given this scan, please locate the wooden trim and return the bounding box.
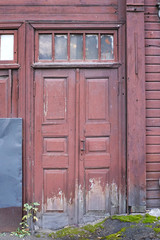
[30,22,123,30]
[126,1,146,212]
[0,64,20,69]
[0,22,23,29]
[32,62,121,69]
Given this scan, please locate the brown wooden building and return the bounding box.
[0,0,159,231]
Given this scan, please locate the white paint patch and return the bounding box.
[87,178,106,211]
[46,189,66,212]
[149,208,160,217]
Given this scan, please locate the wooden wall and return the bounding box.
[0,0,122,22]
[145,0,160,208]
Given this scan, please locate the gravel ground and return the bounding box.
[1,216,160,240]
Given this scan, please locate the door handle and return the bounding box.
[80,139,85,152]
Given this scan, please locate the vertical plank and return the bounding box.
[126,1,146,212]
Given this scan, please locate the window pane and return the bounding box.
[85,35,98,60]
[101,35,114,60]
[55,35,67,60]
[70,34,83,60]
[0,35,14,60]
[39,34,52,60]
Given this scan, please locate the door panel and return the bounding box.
[79,69,119,222]
[34,69,76,229]
[34,68,120,228]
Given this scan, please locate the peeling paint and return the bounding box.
[46,189,66,212]
[87,178,106,211]
[110,182,118,215]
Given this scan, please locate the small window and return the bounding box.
[0,31,17,63]
[70,34,83,60]
[55,34,68,60]
[36,30,117,62]
[85,34,98,60]
[39,34,52,60]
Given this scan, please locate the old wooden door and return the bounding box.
[34,68,119,229]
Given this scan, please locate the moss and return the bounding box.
[145,224,152,228]
[129,225,136,228]
[35,234,41,238]
[81,219,105,233]
[48,227,87,239]
[142,214,157,224]
[154,228,160,233]
[105,228,126,240]
[111,215,143,223]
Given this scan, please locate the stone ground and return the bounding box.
[1,212,160,240]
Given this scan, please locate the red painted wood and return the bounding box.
[147,180,160,190]
[147,154,160,162]
[127,2,146,212]
[147,136,160,145]
[147,190,160,199]
[0,0,118,5]
[147,118,160,127]
[0,0,126,229]
[146,100,160,108]
[146,56,160,64]
[0,6,118,15]
[145,0,160,209]
[145,31,160,39]
[146,73,160,82]
[34,69,76,226]
[147,162,160,171]
[79,69,120,218]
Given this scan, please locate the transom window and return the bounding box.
[35,30,117,62]
[0,30,17,63]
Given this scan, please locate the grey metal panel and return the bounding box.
[0,118,22,208]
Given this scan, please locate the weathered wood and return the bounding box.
[146,47,160,56]
[147,199,160,208]
[145,15,159,23]
[147,118,160,127]
[0,6,118,14]
[145,0,157,5]
[146,82,160,90]
[147,190,160,199]
[0,0,118,5]
[146,73,160,81]
[147,153,160,162]
[145,23,160,30]
[147,136,160,145]
[146,127,160,135]
[127,0,146,212]
[147,109,160,118]
[0,13,118,22]
[146,91,160,100]
[147,145,160,154]
[145,6,157,14]
[147,180,160,190]
[146,56,160,64]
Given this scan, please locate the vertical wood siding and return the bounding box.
[145,0,160,208]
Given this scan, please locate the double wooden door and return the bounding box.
[34,68,119,229]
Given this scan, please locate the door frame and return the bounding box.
[24,21,126,217]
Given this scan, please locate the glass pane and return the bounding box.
[55,35,67,60]
[101,35,114,60]
[0,35,14,60]
[85,34,98,60]
[39,34,52,60]
[70,34,83,60]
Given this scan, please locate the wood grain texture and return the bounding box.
[145,0,160,209]
[127,6,146,211]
